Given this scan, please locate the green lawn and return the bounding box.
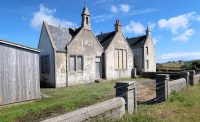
[0,82,116,122]
[118,84,200,122]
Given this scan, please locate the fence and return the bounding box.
[155,70,200,102]
[41,81,137,122]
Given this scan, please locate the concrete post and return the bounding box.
[115,81,137,114]
[131,68,137,78]
[156,74,169,102]
[181,71,190,85]
[189,70,196,85]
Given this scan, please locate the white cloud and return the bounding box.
[158,12,200,42]
[111,4,131,13]
[93,14,113,23]
[160,52,200,61]
[120,4,130,13]
[158,12,195,34]
[111,5,118,13]
[173,29,195,42]
[30,4,76,30]
[124,21,145,35]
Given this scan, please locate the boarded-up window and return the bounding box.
[70,56,76,71]
[41,55,50,74]
[119,50,123,70]
[114,50,119,70]
[77,56,83,71]
[123,50,127,69]
[115,49,127,70]
[146,60,149,69]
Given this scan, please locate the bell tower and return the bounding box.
[81,7,91,30]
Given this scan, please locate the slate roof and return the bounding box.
[47,24,81,52]
[97,31,116,49]
[127,35,147,48]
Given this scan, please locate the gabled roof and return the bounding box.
[46,23,81,52]
[97,31,116,49]
[127,35,147,48]
[0,39,40,53]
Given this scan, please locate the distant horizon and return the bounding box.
[0,0,200,63]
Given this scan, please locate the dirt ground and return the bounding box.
[136,79,156,102]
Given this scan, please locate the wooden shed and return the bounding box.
[0,40,41,105]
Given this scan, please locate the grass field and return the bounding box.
[0,82,116,122]
[117,84,200,122]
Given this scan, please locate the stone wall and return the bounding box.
[169,78,187,95]
[156,74,187,102]
[194,74,200,85]
[41,97,125,122]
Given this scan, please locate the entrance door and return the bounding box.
[95,57,102,78]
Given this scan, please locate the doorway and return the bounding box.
[95,57,102,79]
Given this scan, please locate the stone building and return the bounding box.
[38,7,103,87]
[127,27,156,73]
[97,20,134,79]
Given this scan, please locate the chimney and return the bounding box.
[115,19,122,32]
[146,27,151,38]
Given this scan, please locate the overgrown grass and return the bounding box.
[0,82,116,122]
[118,84,200,122]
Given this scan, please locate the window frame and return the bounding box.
[69,55,84,73]
[114,49,128,70]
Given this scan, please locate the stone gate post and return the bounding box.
[115,81,137,114]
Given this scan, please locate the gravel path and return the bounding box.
[136,79,156,102]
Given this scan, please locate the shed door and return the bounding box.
[95,57,102,78]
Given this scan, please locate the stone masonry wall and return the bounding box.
[194,74,200,85]
[41,97,125,122]
[169,78,187,95]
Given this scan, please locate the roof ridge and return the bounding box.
[97,31,115,36]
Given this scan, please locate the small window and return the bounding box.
[77,56,83,71]
[146,46,149,55]
[70,56,76,71]
[86,17,89,24]
[146,60,149,69]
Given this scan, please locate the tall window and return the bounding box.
[146,60,149,69]
[41,55,50,74]
[146,46,149,55]
[70,56,76,71]
[70,55,83,72]
[86,17,89,24]
[77,56,83,71]
[115,49,127,70]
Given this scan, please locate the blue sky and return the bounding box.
[0,0,200,63]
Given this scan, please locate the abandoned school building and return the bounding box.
[38,7,104,87]
[0,40,41,105]
[38,6,156,88]
[97,20,133,80]
[127,27,156,73]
